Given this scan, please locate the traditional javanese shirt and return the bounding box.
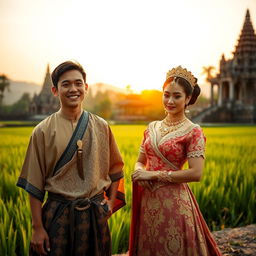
[17,110,125,211]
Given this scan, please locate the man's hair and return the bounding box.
[51,61,86,88]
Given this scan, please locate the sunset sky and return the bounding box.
[1,0,256,96]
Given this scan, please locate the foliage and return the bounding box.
[84,90,115,119]
[201,66,216,81]
[0,74,10,106]
[0,93,31,120]
[0,126,255,254]
[84,88,166,121]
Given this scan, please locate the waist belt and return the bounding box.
[48,192,104,210]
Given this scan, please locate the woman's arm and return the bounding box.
[134,152,147,170]
[132,156,204,183]
[132,152,155,189]
[161,156,204,183]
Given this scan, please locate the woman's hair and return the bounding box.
[51,61,86,88]
[163,76,200,105]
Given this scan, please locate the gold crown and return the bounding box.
[166,66,196,87]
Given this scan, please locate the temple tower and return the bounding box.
[207,9,256,123]
[30,64,59,117]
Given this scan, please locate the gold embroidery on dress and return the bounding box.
[179,189,194,227]
[138,191,166,252]
[157,121,199,146]
[149,122,180,170]
[163,198,174,211]
[187,150,205,158]
[187,135,205,158]
[143,197,165,240]
[193,217,208,255]
[162,218,184,255]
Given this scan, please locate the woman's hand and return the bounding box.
[132,169,157,182]
[138,181,154,190]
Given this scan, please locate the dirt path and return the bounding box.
[212,224,256,255]
[113,224,256,256]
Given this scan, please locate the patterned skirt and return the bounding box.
[133,183,222,256]
[30,193,111,256]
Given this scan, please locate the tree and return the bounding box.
[0,92,31,119]
[125,85,133,94]
[0,74,10,106]
[85,90,113,119]
[11,93,31,114]
[201,66,216,81]
[94,98,112,120]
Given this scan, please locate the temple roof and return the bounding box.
[40,64,53,97]
[233,10,256,56]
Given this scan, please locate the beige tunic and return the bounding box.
[17,110,124,202]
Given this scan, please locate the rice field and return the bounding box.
[0,125,256,255]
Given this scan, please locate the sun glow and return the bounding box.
[0,0,256,96]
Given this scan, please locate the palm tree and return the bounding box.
[125,84,133,94]
[0,74,10,106]
[201,66,216,81]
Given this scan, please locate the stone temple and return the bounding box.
[199,10,256,123]
[29,64,59,118]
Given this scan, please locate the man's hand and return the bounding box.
[101,199,113,218]
[30,226,50,255]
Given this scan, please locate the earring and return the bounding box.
[184,104,189,114]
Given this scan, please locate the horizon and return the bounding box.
[1,0,256,97]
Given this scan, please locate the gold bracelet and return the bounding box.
[156,171,167,182]
[167,171,174,182]
[157,171,173,183]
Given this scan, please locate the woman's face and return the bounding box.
[162,81,191,116]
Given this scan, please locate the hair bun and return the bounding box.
[188,84,200,105]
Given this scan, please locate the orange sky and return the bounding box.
[1,0,256,96]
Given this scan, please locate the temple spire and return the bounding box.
[40,64,53,96]
[46,63,50,74]
[246,9,250,19]
[234,9,256,56]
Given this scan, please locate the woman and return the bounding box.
[130,66,222,256]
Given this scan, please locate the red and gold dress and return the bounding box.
[129,120,222,256]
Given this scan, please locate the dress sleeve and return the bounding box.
[108,126,124,182]
[186,127,206,159]
[16,127,46,202]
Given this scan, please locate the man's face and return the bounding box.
[52,70,88,109]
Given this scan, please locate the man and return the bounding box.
[17,61,125,256]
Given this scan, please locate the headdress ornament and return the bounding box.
[166,66,196,88]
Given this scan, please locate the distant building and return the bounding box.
[114,94,150,121]
[200,10,256,123]
[29,65,59,118]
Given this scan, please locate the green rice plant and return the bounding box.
[0,198,17,255]
[109,209,130,253]
[0,125,255,254]
[13,196,31,255]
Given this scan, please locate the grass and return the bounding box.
[0,125,255,254]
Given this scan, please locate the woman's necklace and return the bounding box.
[159,116,187,137]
